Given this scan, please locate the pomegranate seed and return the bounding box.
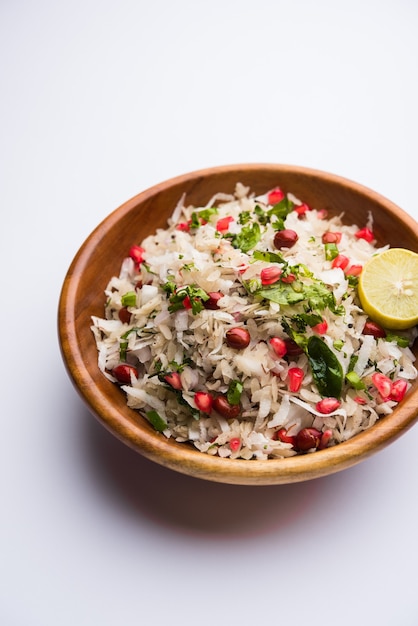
[213,396,241,419]
[194,391,214,413]
[225,327,251,349]
[284,338,304,356]
[316,209,328,219]
[296,428,322,451]
[331,254,349,270]
[273,229,298,249]
[354,396,367,405]
[316,397,341,413]
[277,428,296,445]
[164,372,182,390]
[129,245,145,265]
[203,291,223,310]
[372,372,392,399]
[229,437,241,451]
[389,379,408,403]
[118,307,131,324]
[322,231,342,244]
[355,227,374,243]
[281,273,296,283]
[261,266,282,285]
[267,187,285,204]
[176,221,191,232]
[269,337,287,358]
[288,367,304,392]
[182,295,192,309]
[312,320,328,335]
[294,203,310,216]
[363,320,386,338]
[237,263,249,274]
[112,364,138,384]
[216,216,234,233]
[344,264,363,277]
[318,429,332,450]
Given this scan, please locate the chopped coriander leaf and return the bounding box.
[162,279,176,294]
[254,205,269,225]
[291,312,323,331]
[227,380,243,405]
[168,284,210,314]
[347,275,359,288]
[168,359,192,372]
[253,250,285,264]
[257,284,306,306]
[197,207,218,222]
[385,333,410,348]
[231,222,261,253]
[271,217,286,231]
[267,197,294,219]
[238,210,251,225]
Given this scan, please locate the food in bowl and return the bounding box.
[91,182,418,460]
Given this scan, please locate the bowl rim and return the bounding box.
[58,163,418,485]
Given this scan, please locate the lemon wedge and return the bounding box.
[358,248,418,330]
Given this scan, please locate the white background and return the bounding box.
[1,1,418,624]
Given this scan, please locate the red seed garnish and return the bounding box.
[273,229,298,250]
[267,187,285,204]
[129,245,145,265]
[225,327,251,349]
[176,221,191,232]
[213,396,241,419]
[355,227,374,242]
[260,266,282,285]
[372,372,392,399]
[331,254,349,270]
[322,231,342,244]
[318,429,333,450]
[269,337,287,358]
[229,437,241,451]
[316,397,341,414]
[312,320,328,335]
[194,391,214,414]
[276,428,296,445]
[216,216,234,233]
[164,372,182,390]
[182,295,192,310]
[281,273,296,283]
[363,320,386,338]
[316,209,328,220]
[112,364,138,384]
[389,379,408,403]
[288,367,304,392]
[354,396,367,405]
[294,203,310,216]
[344,264,363,277]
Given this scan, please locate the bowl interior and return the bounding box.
[58,164,418,485]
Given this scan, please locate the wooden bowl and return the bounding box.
[58,164,418,485]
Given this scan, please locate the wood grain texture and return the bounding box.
[58,164,418,485]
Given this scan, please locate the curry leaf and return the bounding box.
[306,336,343,398]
